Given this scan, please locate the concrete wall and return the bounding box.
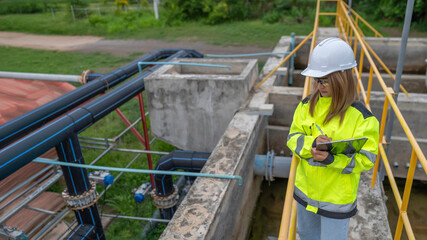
[293,37,427,74]
[159,35,291,240]
[145,58,258,152]
[291,70,427,94]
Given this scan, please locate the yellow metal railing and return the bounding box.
[274,0,427,240]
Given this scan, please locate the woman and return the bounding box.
[286,37,379,240]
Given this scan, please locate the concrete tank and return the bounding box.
[145,58,258,152]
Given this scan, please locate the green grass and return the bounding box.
[81,97,176,239]
[0,46,172,239]
[0,11,313,47]
[0,46,136,74]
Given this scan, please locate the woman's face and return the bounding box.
[314,77,332,97]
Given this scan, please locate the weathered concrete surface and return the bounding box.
[145,58,258,152]
[368,91,427,181]
[293,36,427,74]
[159,92,266,240]
[159,33,290,240]
[349,169,393,240]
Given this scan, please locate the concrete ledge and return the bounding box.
[349,169,392,240]
[159,97,266,239]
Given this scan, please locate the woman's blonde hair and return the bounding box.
[309,69,358,125]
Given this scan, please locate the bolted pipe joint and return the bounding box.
[254,151,293,180]
[151,185,179,209]
[62,181,99,211]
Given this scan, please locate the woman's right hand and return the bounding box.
[316,135,332,146]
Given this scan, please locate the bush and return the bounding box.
[204,2,229,25]
[0,1,47,15]
[262,11,282,24]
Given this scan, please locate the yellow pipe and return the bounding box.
[370,89,391,187]
[344,3,384,37]
[339,3,409,98]
[319,12,337,16]
[278,156,300,239]
[279,2,321,239]
[340,0,427,175]
[346,14,409,97]
[366,66,374,104]
[288,200,298,240]
[255,31,314,89]
[358,49,364,78]
[401,212,416,240]
[395,149,418,240]
[358,37,410,97]
[378,144,402,207]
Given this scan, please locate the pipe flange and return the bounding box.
[62,181,99,211]
[79,69,94,85]
[151,185,179,209]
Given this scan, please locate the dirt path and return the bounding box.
[0,31,273,59]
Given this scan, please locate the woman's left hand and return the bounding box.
[311,147,329,162]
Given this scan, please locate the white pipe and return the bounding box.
[0,71,80,82]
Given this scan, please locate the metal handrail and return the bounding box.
[277,0,427,239]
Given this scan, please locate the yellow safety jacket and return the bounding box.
[287,95,379,219]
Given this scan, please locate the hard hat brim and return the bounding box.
[300,68,332,78]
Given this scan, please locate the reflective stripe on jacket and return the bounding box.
[286,95,379,219]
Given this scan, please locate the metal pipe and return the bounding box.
[99,153,142,198]
[32,208,70,240]
[80,145,170,155]
[79,136,115,142]
[0,49,203,148]
[137,62,231,72]
[0,50,202,180]
[137,93,155,187]
[0,171,63,224]
[26,215,51,237]
[383,0,415,180]
[204,52,290,58]
[288,33,295,86]
[0,165,53,203]
[254,154,292,179]
[25,206,57,215]
[114,110,145,145]
[32,158,243,185]
[257,31,314,89]
[0,170,55,212]
[100,214,170,223]
[0,71,80,82]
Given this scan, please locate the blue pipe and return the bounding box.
[138,62,231,72]
[0,50,202,181]
[32,158,242,185]
[0,49,203,148]
[289,32,296,85]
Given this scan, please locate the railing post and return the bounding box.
[394,149,417,240]
[357,49,364,95]
[366,66,374,104]
[371,89,391,187]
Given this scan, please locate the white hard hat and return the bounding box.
[301,37,357,78]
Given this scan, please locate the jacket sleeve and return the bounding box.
[322,115,379,174]
[286,102,315,160]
